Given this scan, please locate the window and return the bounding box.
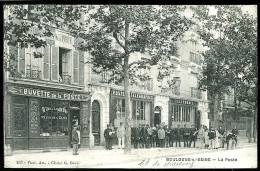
[59,48,71,84]
[116,99,125,119]
[25,45,42,79]
[40,99,69,137]
[169,42,179,57]
[132,100,145,120]
[173,105,193,122]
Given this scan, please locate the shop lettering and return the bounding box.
[175,99,193,105]
[112,90,154,100]
[7,85,89,101]
[42,107,68,113]
[41,115,68,119]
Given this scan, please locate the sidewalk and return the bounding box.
[4,138,257,168]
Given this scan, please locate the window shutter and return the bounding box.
[79,51,85,85]
[18,46,25,76]
[51,45,59,81]
[43,44,50,80]
[9,45,18,71]
[73,51,79,84]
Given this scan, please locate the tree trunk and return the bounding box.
[124,21,131,154]
[234,80,237,121]
[213,93,219,128]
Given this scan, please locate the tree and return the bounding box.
[192,5,257,130]
[79,5,193,154]
[4,5,88,77]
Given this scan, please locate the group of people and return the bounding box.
[196,125,239,150]
[72,121,239,155]
[104,122,239,151]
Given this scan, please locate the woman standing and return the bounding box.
[204,127,209,149]
[215,127,220,149]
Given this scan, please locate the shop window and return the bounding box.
[116,99,125,119]
[173,105,193,122]
[59,48,71,84]
[132,100,145,120]
[40,100,69,137]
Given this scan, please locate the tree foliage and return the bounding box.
[4,5,88,76]
[192,5,257,122]
[77,5,193,84]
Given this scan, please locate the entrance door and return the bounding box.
[92,100,100,146]
[154,106,161,126]
[195,110,201,130]
[70,109,80,147]
[12,96,29,150]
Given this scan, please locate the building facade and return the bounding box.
[4,5,209,150]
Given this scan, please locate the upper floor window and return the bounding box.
[190,41,202,65]
[25,45,43,80]
[59,47,72,84]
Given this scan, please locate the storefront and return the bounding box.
[109,89,154,128]
[4,83,91,150]
[169,98,199,129]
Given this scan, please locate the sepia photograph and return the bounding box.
[3,4,257,168]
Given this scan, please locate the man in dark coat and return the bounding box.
[133,126,141,149]
[189,125,196,148]
[231,125,239,147]
[169,126,175,147]
[183,124,190,147]
[175,125,182,147]
[208,126,216,149]
[151,127,157,148]
[104,124,112,150]
[71,126,79,155]
[164,125,170,148]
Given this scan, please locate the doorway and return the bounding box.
[195,110,201,130]
[12,96,29,150]
[154,106,161,126]
[92,100,101,146]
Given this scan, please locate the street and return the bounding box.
[4,142,257,168]
[98,146,257,168]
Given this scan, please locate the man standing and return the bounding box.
[169,126,175,147]
[147,125,153,148]
[183,124,190,147]
[175,125,182,147]
[104,124,112,150]
[71,126,79,155]
[231,125,239,147]
[117,122,125,149]
[189,125,196,148]
[197,125,205,149]
[158,126,165,147]
[165,125,170,148]
[208,126,216,149]
[133,126,141,149]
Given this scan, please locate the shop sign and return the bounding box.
[112,90,154,100]
[172,99,195,105]
[7,85,90,101]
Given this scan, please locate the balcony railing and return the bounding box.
[59,74,71,84]
[131,78,153,91]
[26,65,41,80]
[190,52,202,65]
[91,72,153,91]
[191,87,202,99]
[161,86,180,95]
